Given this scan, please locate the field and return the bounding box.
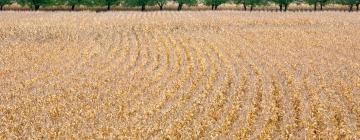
[0,11,360,139]
[1,3,354,11]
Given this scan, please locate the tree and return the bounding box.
[272,0,295,11]
[17,0,56,10]
[153,0,166,10]
[0,0,12,10]
[54,0,94,11]
[95,0,121,10]
[67,0,81,10]
[336,0,357,11]
[245,0,267,11]
[123,0,154,11]
[234,0,248,10]
[204,0,229,10]
[174,0,197,10]
[65,0,88,10]
[305,0,318,10]
[318,0,329,10]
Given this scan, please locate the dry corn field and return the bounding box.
[0,11,360,139]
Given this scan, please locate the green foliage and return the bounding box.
[175,0,197,5]
[56,0,95,10]
[233,0,247,10]
[272,0,296,6]
[153,0,166,10]
[245,0,267,10]
[272,0,296,11]
[234,0,267,10]
[318,0,329,9]
[0,0,12,10]
[123,0,151,7]
[335,0,357,10]
[304,0,317,7]
[94,0,122,10]
[66,0,81,6]
[17,0,57,10]
[123,0,154,10]
[233,0,243,5]
[336,0,355,5]
[203,0,229,10]
[3,0,358,11]
[305,0,328,10]
[0,0,12,7]
[175,0,197,10]
[318,0,328,5]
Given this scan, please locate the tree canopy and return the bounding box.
[153,0,166,10]
[0,0,357,11]
[174,0,197,10]
[272,0,296,11]
[0,0,12,10]
[95,0,122,10]
[17,0,57,10]
[63,0,96,10]
[204,0,229,10]
[123,0,154,11]
[336,0,357,11]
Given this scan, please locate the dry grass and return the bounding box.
[0,11,360,139]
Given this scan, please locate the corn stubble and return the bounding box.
[0,11,360,139]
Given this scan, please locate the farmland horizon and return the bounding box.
[0,2,359,11]
[0,11,360,139]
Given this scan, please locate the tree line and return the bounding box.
[0,0,359,11]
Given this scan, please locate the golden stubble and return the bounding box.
[0,11,359,139]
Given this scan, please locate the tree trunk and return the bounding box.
[71,5,75,11]
[284,4,288,11]
[31,0,35,10]
[279,4,283,11]
[320,4,323,10]
[35,5,40,11]
[0,5,3,11]
[159,5,163,10]
[178,3,183,11]
[243,3,246,11]
[215,5,218,10]
[141,4,145,11]
[314,4,317,11]
[250,5,253,11]
[107,3,111,10]
[356,3,359,11]
[349,4,353,12]
[211,4,214,10]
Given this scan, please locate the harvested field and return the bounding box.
[0,11,360,139]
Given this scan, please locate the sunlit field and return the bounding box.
[0,11,360,139]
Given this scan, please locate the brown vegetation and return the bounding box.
[0,11,360,139]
